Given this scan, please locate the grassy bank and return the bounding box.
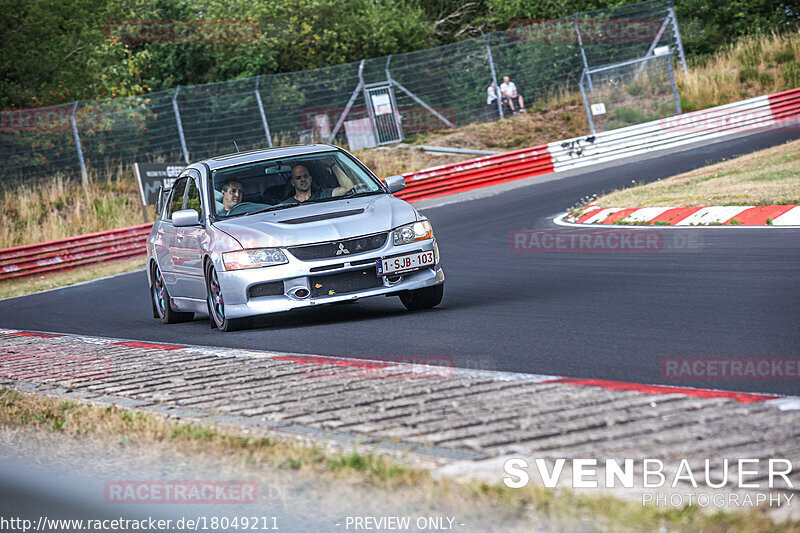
[590,137,800,209]
[2,387,797,532]
[678,31,800,113]
[0,168,146,250]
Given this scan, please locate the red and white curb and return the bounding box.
[563,204,800,227]
[2,328,798,410]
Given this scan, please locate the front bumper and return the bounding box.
[215,238,444,318]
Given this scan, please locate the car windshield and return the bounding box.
[211,151,384,219]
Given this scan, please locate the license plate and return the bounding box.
[377,250,435,276]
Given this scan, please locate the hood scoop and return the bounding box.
[278,208,364,225]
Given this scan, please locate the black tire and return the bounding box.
[150,262,194,324]
[399,283,444,311]
[205,261,249,332]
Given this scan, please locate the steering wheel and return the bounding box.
[346,183,371,196]
[223,202,256,216]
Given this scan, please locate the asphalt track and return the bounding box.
[2,129,799,396]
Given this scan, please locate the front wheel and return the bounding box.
[151,262,194,324]
[205,262,249,332]
[399,283,444,311]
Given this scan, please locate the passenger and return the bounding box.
[500,75,525,113]
[219,180,244,215]
[284,160,354,204]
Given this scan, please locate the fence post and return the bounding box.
[172,86,190,164]
[574,14,593,92]
[70,101,89,188]
[668,0,688,73]
[254,76,273,148]
[328,60,365,143]
[384,56,405,142]
[579,72,596,135]
[485,34,504,120]
[667,52,682,114]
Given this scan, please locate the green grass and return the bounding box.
[588,138,800,209]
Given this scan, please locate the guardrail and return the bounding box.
[396,144,554,202]
[2,87,798,280]
[0,224,152,280]
[547,87,800,172]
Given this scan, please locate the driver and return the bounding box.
[284,160,354,204]
[219,180,244,216]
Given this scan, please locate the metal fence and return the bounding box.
[580,52,681,134]
[0,0,686,184]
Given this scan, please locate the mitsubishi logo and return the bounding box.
[335,242,350,255]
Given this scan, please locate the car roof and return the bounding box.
[201,144,340,171]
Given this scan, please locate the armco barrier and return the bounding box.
[0,224,152,280]
[396,144,554,202]
[2,88,799,280]
[547,87,800,172]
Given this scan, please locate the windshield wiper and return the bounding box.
[244,204,302,216]
[346,190,385,199]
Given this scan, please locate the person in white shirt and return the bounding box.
[484,81,502,120]
[500,75,525,113]
[486,81,500,105]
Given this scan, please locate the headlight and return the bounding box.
[222,249,288,270]
[393,220,433,246]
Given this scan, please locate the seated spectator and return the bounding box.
[484,81,501,120]
[500,75,525,113]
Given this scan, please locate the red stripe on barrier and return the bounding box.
[109,341,186,351]
[600,208,638,224]
[725,205,796,225]
[0,223,153,260]
[273,355,390,369]
[0,248,146,281]
[767,87,800,123]
[2,237,147,273]
[649,207,704,225]
[545,377,779,403]
[397,149,554,203]
[6,331,64,338]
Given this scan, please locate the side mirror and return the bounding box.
[172,209,201,227]
[385,175,406,194]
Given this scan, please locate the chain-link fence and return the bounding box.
[580,52,681,133]
[0,0,686,184]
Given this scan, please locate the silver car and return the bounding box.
[146,144,444,331]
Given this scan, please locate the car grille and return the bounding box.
[310,269,382,297]
[248,281,284,298]
[288,233,388,260]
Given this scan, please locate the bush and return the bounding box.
[738,67,760,83]
[774,48,796,64]
[610,107,659,125]
[784,62,800,87]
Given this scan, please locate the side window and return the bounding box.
[185,178,202,218]
[168,177,188,220]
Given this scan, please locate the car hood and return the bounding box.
[211,194,418,249]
